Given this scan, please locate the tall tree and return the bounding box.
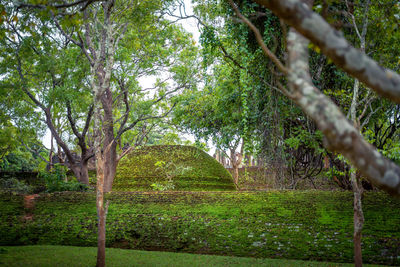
[11,0,199,191]
[48,0,198,193]
[0,4,96,184]
[345,1,371,265]
[226,0,400,196]
[13,0,199,265]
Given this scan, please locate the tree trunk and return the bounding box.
[232,163,239,188]
[57,145,64,164]
[102,93,118,192]
[79,162,90,185]
[103,150,117,192]
[230,145,243,190]
[95,154,108,267]
[70,162,90,185]
[350,78,365,267]
[49,133,54,170]
[93,87,108,267]
[352,172,364,267]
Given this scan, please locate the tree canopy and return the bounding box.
[1,0,400,194]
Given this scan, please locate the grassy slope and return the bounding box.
[1,191,399,265]
[113,145,235,191]
[0,245,387,267]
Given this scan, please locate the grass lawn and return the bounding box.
[0,245,388,267]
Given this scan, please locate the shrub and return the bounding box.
[0,177,33,194]
[150,160,193,191]
[39,165,88,193]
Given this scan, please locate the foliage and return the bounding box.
[284,128,324,154]
[39,165,88,193]
[1,0,201,187]
[173,63,250,155]
[0,4,93,182]
[151,160,193,191]
[114,145,235,191]
[1,191,399,265]
[0,178,33,194]
[150,181,175,191]
[0,124,18,161]
[187,0,400,191]
[0,147,42,172]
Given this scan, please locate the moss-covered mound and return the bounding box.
[113,145,235,191]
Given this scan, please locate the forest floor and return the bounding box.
[0,245,389,267]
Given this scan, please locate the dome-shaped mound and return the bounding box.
[113,145,236,191]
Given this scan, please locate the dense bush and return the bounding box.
[114,145,235,191]
[39,165,88,193]
[1,191,399,265]
[0,148,41,172]
[0,178,34,194]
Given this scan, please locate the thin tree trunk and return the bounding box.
[230,143,243,190]
[233,163,239,188]
[350,78,364,267]
[49,133,54,170]
[93,96,107,267]
[96,154,107,267]
[352,172,364,267]
[57,145,64,164]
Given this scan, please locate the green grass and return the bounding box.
[0,245,388,267]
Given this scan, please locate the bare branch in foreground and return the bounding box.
[286,28,400,196]
[255,0,400,104]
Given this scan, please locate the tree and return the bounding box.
[10,0,199,190]
[14,0,199,265]
[345,1,371,264]
[174,63,249,187]
[0,5,96,184]
[226,1,400,265]
[187,0,307,188]
[225,0,400,197]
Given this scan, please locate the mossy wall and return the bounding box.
[114,145,235,191]
[1,191,399,265]
[228,167,336,190]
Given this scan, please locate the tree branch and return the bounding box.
[229,0,288,75]
[50,11,93,65]
[255,0,400,104]
[66,101,83,140]
[286,28,400,196]
[17,0,99,10]
[116,102,177,141]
